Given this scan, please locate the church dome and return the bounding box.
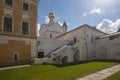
[49,12,55,19]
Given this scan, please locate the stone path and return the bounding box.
[0,65,30,71]
[77,64,120,80]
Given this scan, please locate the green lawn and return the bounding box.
[0,62,118,80]
[105,71,120,80]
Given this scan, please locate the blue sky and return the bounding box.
[37,0,120,33]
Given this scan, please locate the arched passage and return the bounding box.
[62,56,68,64]
[38,49,44,58]
[97,47,107,60]
[73,49,80,62]
[13,52,19,61]
[111,44,120,59]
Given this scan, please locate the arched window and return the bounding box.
[14,54,18,60]
[91,37,93,43]
[50,33,52,38]
[62,56,68,64]
[13,52,19,61]
[74,37,76,43]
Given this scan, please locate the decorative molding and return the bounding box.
[4,8,13,15]
[25,40,31,45]
[22,14,29,19]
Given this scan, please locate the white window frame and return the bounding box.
[21,20,30,34]
[2,16,14,32]
[22,1,30,12]
[4,0,14,7]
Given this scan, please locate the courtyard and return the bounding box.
[0,62,119,80]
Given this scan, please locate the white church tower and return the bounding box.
[39,12,67,38]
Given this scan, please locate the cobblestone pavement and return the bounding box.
[0,65,30,70]
[77,64,120,80]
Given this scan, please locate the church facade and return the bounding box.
[39,12,67,38]
[0,0,39,67]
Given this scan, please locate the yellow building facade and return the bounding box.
[0,0,39,67]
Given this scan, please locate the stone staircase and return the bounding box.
[49,40,80,64]
[34,40,80,64]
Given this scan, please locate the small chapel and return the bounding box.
[39,12,67,38]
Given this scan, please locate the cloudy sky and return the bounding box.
[37,0,120,34]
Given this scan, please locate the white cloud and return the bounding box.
[58,22,63,26]
[45,16,49,23]
[96,19,120,34]
[37,24,41,36]
[58,21,69,27]
[90,7,106,15]
[45,16,61,24]
[56,17,60,19]
[82,7,106,17]
[67,22,70,26]
[83,12,87,17]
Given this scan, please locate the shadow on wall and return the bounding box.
[73,49,80,62]
[62,56,68,64]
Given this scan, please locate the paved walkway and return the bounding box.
[0,65,30,71]
[77,64,120,80]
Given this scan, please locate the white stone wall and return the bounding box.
[50,39,87,64]
[79,40,87,61]
[57,26,85,40]
[37,37,68,57]
[34,58,53,64]
[85,26,106,60]
[96,32,120,60]
[57,25,106,61]
[39,22,65,38]
[36,25,120,64]
[96,38,109,60]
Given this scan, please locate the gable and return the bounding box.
[48,23,63,33]
[57,26,85,40]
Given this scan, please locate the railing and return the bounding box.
[44,46,64,58]
[44,40,80,58]
[44,41,71,58]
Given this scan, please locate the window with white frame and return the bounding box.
[5,0,12,6]
[23,2,29,11]
[3,17,12,32]
[22,21,29,34]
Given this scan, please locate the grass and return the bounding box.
[105,71,120,80]
[0,62,118,80]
